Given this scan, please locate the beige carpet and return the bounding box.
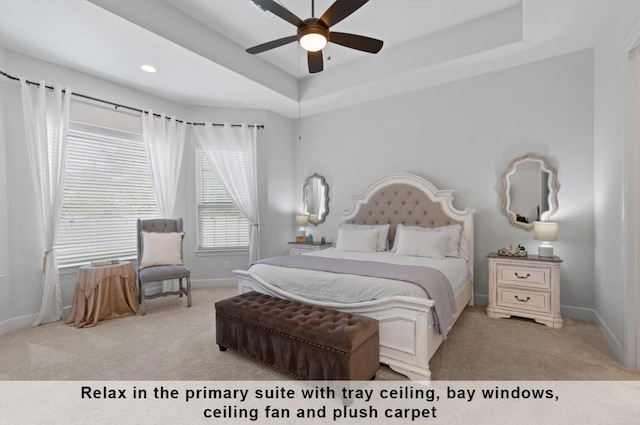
[0,286,638,381]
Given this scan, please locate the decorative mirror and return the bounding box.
[502,153,559,231]
[303,173,329,225]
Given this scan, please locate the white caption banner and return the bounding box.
[1,380,639,424]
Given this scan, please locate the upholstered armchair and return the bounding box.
[136,218,192,315]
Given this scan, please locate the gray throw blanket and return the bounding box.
[253,255,457,338]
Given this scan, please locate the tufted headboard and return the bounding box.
[340,173,475,273]
[344,182,463,247]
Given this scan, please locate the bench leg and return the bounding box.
[218,345,227,352]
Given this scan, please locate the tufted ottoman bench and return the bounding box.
[215,292,380,380]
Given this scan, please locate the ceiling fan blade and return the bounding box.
[252,0,305,27]
[246,35,298,54]
[308,50,323,73]
[319,0,369,27]
[329,32,383,53]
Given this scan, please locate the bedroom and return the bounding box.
[0,0,639,386]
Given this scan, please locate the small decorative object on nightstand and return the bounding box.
[288,241,333,255]
[497,244,527,257]
[486,252,563,328]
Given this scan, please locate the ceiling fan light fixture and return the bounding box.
[299,33,327,52]
[298,20,328,52]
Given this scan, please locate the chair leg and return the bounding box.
[139,281,146,316]
[179,278,184,298]
[186,276,192,308]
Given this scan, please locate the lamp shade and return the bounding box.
[295,215,309,227]
[533,221,558,241]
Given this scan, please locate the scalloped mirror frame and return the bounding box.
[303,173,330,226]
[501,153,560,231]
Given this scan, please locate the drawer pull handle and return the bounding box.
[514,295,531,303]
[514,272,531,279]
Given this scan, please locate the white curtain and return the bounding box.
[141,110,186,292]
[141,110,186,218]
[193,123,260,263]
[20,79,72,326]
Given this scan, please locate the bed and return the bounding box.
[234,172,475,381]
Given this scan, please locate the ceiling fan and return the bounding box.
[246,0,383,74]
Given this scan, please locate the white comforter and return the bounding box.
[248,248,470,304]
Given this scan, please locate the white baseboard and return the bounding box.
[0,313,37,335]
[474,292,623,361]
[593,309,622,360]
[474,293,488,305]
[191,278,237,288]
[560,304,597,322]
[0,305,72,336]
[143,278,236,296]
[0,279,236,336]
[476,293,598,321]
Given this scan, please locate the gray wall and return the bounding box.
[293,49,596,319]
[0,48,11,326]
[593,0,640,363]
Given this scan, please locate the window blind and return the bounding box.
[55,121,160,265]
[195,145,249,249]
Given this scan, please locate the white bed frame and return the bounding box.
[235,172,475,381]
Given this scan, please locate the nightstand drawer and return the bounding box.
[496,286,551,314]
[497,264,549,289]
[290,247,313,255]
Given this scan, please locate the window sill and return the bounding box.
[194,248,249,257]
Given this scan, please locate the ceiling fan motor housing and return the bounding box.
[298,18,329,52]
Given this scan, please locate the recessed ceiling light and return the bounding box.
[141,64,157,73]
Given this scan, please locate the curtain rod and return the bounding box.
[0,70,264,129]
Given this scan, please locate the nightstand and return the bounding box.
[486,252,563,328]
[288,242,333,255]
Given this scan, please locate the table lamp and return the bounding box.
[533,221,558,257]
[295,215,309,243]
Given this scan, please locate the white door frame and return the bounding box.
[623,20,640,370]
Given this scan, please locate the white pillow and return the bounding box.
[391,223,462,257]
[335,228,378,252]
[395,227,449,259]
[139,231,184,269]
[438,224,463,257]
[338,223,390,251]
